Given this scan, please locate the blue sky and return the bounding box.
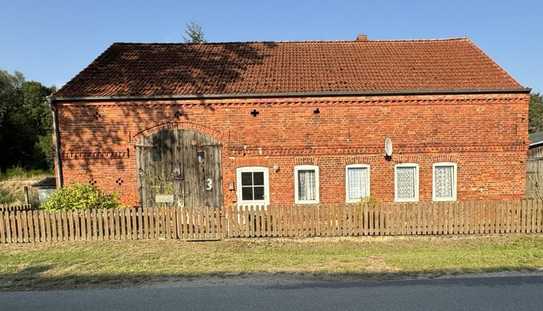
[1,0,541,92]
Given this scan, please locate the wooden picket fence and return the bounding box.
[1,200,543,243]
[225,201,543,238]
[0,207,222,243]
[0,204,35,212]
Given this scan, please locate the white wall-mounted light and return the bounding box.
[384,137,393,158]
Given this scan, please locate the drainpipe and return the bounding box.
[47,96,64,188]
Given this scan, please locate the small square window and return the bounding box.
[241,172,253,186]
[253,186,265,200]
[236,167,269,205]
[241,187,253,201]
[253,172,264,186]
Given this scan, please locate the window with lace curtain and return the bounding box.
[394,164,419,202]
[294,165,319,204]
[433,163,457,201]
[345,164,370,203]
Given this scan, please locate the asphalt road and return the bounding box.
[2,275,543,311]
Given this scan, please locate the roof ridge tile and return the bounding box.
[111,37,470,46]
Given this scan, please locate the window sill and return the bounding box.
[432,197,457,202]
[346,197,369,204]
[237,201,268,206]
[294,200,320,205]
[394,198,419,203]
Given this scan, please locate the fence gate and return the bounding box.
[136,128,223,209]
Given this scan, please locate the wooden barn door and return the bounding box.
[136,128,223,209]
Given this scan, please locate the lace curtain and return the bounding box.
[434,165,454,199]
[347,167,369,200]
[298,170,316,201]
[396,166,416,200]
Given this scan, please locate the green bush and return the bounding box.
[0,188,16,204]
[357,195,381,209]
[42,183,123,211]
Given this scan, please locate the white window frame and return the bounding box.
[394,163,419,203]
[432,162,457,202]
[236,166,270,206]
[294,165,320,204]
[345,164,371,203]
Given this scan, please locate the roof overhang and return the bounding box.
[51,87,531,103]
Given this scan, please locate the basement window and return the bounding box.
[294,165,320,204]
[395,164,419,202]
[433,162,457,201]
[236,167,269,206]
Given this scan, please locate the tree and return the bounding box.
[0,70,24,128]
[0,69,54,172]
[183,22,206,43]
[529,93,543,134]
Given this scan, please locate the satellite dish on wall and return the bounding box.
[384,137,393,158]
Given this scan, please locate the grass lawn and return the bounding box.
[1,235,543,290]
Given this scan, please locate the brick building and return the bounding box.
[51,37,530,208]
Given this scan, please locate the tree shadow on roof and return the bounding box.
[61,42,279,98]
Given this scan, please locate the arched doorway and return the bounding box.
[136,128,223,208]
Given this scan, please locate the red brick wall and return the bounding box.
[56,93,529,206]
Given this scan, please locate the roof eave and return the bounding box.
[51,87,532,103]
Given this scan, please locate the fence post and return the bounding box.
[23,186,30,205]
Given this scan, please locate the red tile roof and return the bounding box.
[55,38,527,99]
